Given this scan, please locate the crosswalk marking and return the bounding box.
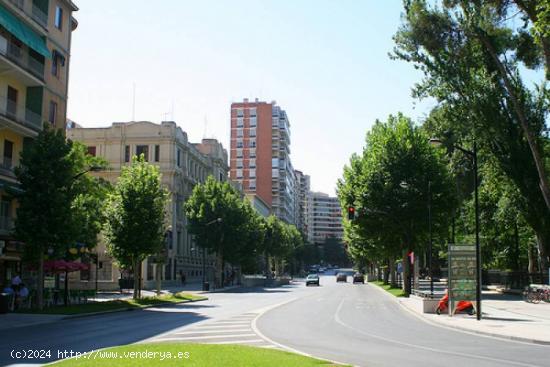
[148,312,277,349]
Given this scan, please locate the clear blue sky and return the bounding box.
[68,0,434,195]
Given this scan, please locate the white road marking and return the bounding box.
[154,333,257,341]
[334,299,543,367]
[172,329,252,334]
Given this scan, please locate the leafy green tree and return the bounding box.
[393,0,550,268]
[185,176,252,286]
[68,142,111,255]
[338,113,455,294]
[103,155,168,299]
[15,127,76,309]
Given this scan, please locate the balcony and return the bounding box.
[0,38,45,84]
[0,157,15,178]
[0,94,42,132]
[7,0,48,30]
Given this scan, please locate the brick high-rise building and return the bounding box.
[229,99,296,224]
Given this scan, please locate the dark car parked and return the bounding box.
[306,274,320,286]
[336,273,347,282]
[353,273,365,284]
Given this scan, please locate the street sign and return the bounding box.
[448,244,477,315]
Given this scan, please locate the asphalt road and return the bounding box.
[0,286,307,366]
[256,274,550,367]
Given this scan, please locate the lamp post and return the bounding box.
[430,138,481,320]
[428,180,434,297]
[202,218,222,291]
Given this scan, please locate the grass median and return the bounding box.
[370,280,407,297]
[18,292,207,315]
[52,343,347,367]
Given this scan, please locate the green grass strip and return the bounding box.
[370,280,407,297]
[52,343,348,366]
[18,292,207,315]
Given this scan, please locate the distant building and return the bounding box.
[245,194,271,218]
[294,170,310,236]
[0,0,78,289]
[306,192,343,244]
[67,121,228,290]
[229,99,296,224]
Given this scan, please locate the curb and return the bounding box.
[59,297,209,320]
[368,282,550,346]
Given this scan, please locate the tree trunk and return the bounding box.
[133,258,140,300]
[535,232,549,274]
[389,259,396,287]
[37,252,44,310]
[402,250,411,295]
[265,251,270,279]
[528,242,537,274]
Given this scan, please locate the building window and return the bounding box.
[249,107,257,117]
[272,158,279,168]
[236,169,243,179]
[236,108,244,117]
[48,101,57,125]
[236,117,244,127]
[7,86,17,118]
[123,145,130,162]
[249,180,256,190]
[177,148,181,167]
[87,146,96,157]
[154,145,160,162]
[249,117,257,127]
[236,140,243,148]
[55,6,63,30]
[249,159,256,168]
[236,149,243,158]
[136,145,149,161]
[236,159,243,169]
[3,140,13,168]
[237,129,243,137]
[249,140,256,148]
[249,128,256,137]
[249,169,256,178]
[249,148,256,158]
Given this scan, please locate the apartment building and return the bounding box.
[306,192,344,245]
[229,99,296,224]
[294,170,310,236]
[0,0,77,289]
[67,121,228,290]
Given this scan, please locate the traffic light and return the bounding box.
[347,206,355,221]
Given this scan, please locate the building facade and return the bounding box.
[0,0,77,289]
[294,170,310,236]
[306,192,344,245]
[229,98,296,224]
[67,121,228,290]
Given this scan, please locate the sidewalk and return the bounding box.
[398,290,550,344]
[0,282,240,331]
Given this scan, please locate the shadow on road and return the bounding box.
[0,308,210,366]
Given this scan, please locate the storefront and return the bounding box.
[0,240,23,289]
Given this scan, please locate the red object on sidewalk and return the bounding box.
[436,290,475,315]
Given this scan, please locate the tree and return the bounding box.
[68,142,110,253]
[103,155,168,299]
[15,127,76,309]
[394,0,550,210]
[185,176,251,287]
[337,113,455,294]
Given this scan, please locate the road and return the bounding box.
[1,274,549,367]
[0,286,307,366]
[256,274,550,367]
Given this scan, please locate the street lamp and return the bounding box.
[430,138,481,320]
[202,218,222,291]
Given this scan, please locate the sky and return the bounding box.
[68,0,435,196]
